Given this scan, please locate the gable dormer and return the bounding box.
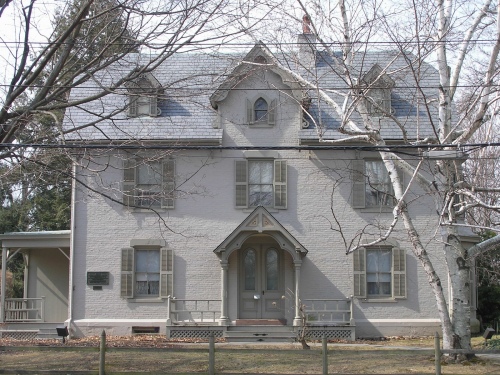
[360,64,395,117]
[125,72,163,117]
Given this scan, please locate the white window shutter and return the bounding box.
[161,159,175,208]
[352,160,366,208]
[268,99,276,125]
[246,99,254,124]
[235,160,248,208]
[273,160,287,209]
[121,247,134,298]
[392,247,406,298]
[353,248,366,298]
[149,93,158,117]
[123,158,136,207]
[160,247,173,297]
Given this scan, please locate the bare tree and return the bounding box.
[236,0,500,355]
[0,0,245,151]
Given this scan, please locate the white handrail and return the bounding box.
[4,297,45,322]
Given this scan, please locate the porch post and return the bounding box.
[219,259,229,326]
[1,246,7,322]
[293,259,302,326]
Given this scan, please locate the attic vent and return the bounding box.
[254,56,267,64]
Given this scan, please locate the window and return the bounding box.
[353,246,406,299]
[121,246,173,299]
[360,64,395,117]
[126,73,162,117]
[123,158,175,209]
[351,160,394,208]
[235,159,287,209]
[135,249,160,296]
[246,97,276,125]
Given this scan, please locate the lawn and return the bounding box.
[0,336,499,374]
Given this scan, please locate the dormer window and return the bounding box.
[254,97,268,122]
[126,73,163,117]
[246,97,276,126]
[360,64,395,117]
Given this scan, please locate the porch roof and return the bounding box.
[0,230,70,249]
[213,207,308,259]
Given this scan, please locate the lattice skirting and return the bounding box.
[167,327,224,339]
[298,326,355,340]
[0,330,38,340]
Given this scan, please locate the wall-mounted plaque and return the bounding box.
[87,272,109,286]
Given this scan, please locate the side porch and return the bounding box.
[0,231,70,340]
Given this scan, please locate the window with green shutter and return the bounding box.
[235,159,287,209]
[246,97,276,126]
[353,246,406,299]
[126,74,161,117]
[120,246,174,299]
[122,158,175,209]
[351,159,395,208]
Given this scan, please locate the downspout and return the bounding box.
[1,246,7,322]
[67,162,77,337]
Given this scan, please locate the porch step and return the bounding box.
[225,325,296,343]
[235,319,286,326]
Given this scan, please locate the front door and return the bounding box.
[239,245,284,319]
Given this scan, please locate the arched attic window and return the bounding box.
[246,97,276,125]
[360,65,395,117]
[126,73,162,117]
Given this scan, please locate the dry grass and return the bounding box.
[0,336,499,374]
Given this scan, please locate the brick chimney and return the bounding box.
[297,14,317,68]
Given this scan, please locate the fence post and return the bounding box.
[99,330,106,375]
[322,334,328,375]
[434,332,441,375]
[208,333,215,375]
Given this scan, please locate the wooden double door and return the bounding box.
[239,245,284,320]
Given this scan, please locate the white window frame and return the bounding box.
[353,246,406,300]
[235,156,287,210]
[123,157,175,209]
[121,244,173,300]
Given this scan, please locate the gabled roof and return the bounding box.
[213,206,308,261]
[209,42,303,108]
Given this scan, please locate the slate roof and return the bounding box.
[63,42,441,143]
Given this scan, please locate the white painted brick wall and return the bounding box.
[71,68,449,336]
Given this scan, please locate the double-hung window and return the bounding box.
[353,246,406,299]
[123,158,175,209]
[352,160,394,208]
[235,159,287,209]
[121,246,173,299]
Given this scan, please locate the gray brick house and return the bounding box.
[0,31,479,341]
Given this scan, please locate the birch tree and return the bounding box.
[250,0,500,354]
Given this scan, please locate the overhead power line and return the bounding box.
[2,142,499,152]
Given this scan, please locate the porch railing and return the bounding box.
[168,298,221,324]
[4,297,45,322]
[302,297,354,325]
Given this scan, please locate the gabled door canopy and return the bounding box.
[213,206,308,262]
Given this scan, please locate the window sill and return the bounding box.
[126,298,167,303]
[248,123,274,128]
[358,298,402,303]
[358,207,394,213]
[242,207,280,213]
[127,207,173,213]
